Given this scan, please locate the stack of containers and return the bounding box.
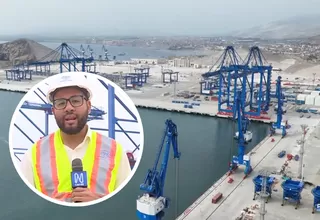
[284,91,297,103]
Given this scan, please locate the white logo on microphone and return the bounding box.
[74,173,84,184]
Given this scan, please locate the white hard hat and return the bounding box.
[46,72,93,104]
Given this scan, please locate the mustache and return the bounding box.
[63,113,78,119]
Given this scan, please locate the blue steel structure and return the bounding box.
[312,186,320,214]
[26,43,94,73]
[124,67,150,89]
[5,68,33,81]
[20,101,106,136]
[13,81,141,166]
[201,46,272,118]
[270,76,287,137]
[135,67,150,77]
[228,91,252,178]
[201,46,247,114]
[242,46,273,116]
[199,79,218,95]
[93,79,140,167]
[137,119,181,220]
[124,74,146,88]
[162,69,179,84]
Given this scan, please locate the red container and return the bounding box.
[212,192,223,204]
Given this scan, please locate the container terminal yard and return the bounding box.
[1,41,320,219]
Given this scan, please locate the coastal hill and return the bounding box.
[0,39,54,68]
[308,34,320,44]
[231,14,320,39]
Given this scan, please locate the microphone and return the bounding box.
[71,158,88,189]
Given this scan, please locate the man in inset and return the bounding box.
[20,74,131,203]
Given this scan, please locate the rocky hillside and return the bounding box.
[308,35,320,44]
[0,39,54,67]
[232,14,320,39]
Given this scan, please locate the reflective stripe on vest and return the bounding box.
[31,130,123,201]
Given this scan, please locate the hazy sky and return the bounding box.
[1,0,320,36]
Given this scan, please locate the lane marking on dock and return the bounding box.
[177,136,282,220]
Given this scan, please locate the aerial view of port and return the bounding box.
[1,0,320,220]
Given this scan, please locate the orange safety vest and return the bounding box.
[31,129,123,202]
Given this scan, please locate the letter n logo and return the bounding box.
[74,173,84,184]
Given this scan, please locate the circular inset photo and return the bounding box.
[9,71,144,207]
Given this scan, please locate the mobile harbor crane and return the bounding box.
[228,91,253,178]
[270,76,288,138]
[137,119,181,220]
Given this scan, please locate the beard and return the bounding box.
[55,112,88,135]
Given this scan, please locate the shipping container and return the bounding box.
[297,94,307,101]
[296,100,305,105]
[305,95,316,105]
[315,96,320,106]
[309,108,318,114]
[311,91,320,96]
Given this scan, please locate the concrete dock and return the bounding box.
[176,115,320,220]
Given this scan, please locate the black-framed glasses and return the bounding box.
[53,95,87,110]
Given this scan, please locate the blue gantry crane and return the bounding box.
[242,46,273,116]
[20,100,106,136]
[27,43,94,74]
[229,91,253,178]
[270,76,287,137]
[201,46,248,115]
[137,119,181,220]
[201,46,273,119]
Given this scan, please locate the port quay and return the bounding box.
[1,42,320,220]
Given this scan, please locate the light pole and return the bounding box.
[258,169,271,220]
[298,124,308,180]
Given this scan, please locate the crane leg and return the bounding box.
[156,211,165,220]
[228,162,238,176]
[243,165,252,179]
